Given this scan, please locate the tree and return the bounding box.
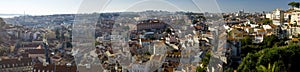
[288,2,300,9]
[224,67,234,72]
[145,52,151,55]
[261,35,280,48]
[241,36,252,46]
[66,42,73,48]
[240,36,258,57]
[201,51,211,68]
[238,45,300,72]
[94,41,101,46]
[55,29,60,39]
[256,63,277,72]
[196,51,211,72]
[122,26,130,31]
[261,19,272,25]
[196,66,206,72]
[0,46,9,56]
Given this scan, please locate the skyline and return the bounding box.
[0,0,298,16]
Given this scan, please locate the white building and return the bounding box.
[268,9,284,25]
[290,11,300,26]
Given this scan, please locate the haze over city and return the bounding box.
[0,0,297,16]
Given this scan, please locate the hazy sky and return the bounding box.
[0,0,298,15]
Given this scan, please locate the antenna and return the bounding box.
[23,11,25,23]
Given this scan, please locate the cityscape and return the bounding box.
[0,0,300,72]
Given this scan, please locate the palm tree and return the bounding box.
[256,63,277,72]
[288,2,300,9]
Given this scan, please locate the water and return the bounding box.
[0,14,21,18]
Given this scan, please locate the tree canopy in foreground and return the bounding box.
[238,44,300,72]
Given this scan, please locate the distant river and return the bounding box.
[0,14,22,18]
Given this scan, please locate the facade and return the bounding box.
[25,49,45,58]
[290,11,300,26]
[128,63,148,72]
[137,19,168,31]
[267,9,284,25]
[33,63,77,72]
[0,58,33,72]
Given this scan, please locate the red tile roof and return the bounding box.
[25,49,45,54]
[269,24,277,28]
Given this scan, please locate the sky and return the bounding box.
[0,0,298,15]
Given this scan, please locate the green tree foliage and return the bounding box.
[202,51,211,67]
[55,29,60,39]
[145,52,151,55]
[288,2,300,9]
[241,36,252,46]
[261,35,279,48]
[256,63,277,72]
[224,67,234,72]
[94,41,101,46]
[238,45,300,72]
[122,26,130,31]
[196,66,206,72]
[240,36,259,57]
[66,42,72,48]
[240,35,286,57]
[261,19,273,25]
[196,51,211,72]
[0,46,9,56]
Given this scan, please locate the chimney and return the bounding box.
[85,64,91,69]
[18,57,21,61]
[66,63,72,67]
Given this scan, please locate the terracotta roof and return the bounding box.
[194,25,203,29]
[227,36,237,41]
[292,38,299,42]
[236,33,244,37]
[257,29,266,32]
[269,24,277,28]
[266,29,273,32]
[25,49,45,54]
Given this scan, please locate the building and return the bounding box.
[137,19,168,31]
[33,63,77,72]
[127,62,148,72]
[0,58,33,72]
[290,8,300,26]
[267,9,284,25]
[25,49,45,58]
[273,9,284,25]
